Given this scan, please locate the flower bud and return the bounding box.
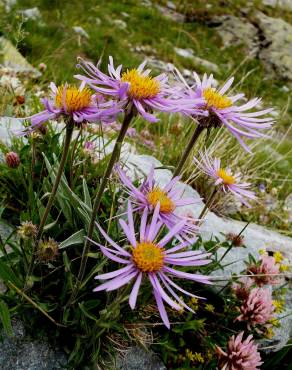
[5,151,20,168]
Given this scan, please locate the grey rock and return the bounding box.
[174,47,219,72]
[255,12,292,80]
[72,26,89,39]
[0,116,24,145]
[0,319,67,370]
[174,47,194,59]
[0,220,14,240]
[116,346,166,370]
[141,0,152,7]
[20,7,41,21]
[214,15,259,55]
[0,37,41,78]
[155,4,185,23]
[263,0,292,11]
[166,1,176,10]
[281,85,290,92]
[112,19,127,30]
[2,0,17,12]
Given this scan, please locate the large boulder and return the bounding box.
[255,12,292,80]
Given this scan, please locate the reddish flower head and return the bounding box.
[216,331,262,370]
[248,255,280,286]
[5,151,20,168]
[236,287,275,328]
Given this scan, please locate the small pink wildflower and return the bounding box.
[216,331,262,370]
[236,287,275,328]
[248,255,280,286]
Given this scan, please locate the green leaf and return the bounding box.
[82,178,92,209]
[0,259,21,287]
[0,300,13,336]
[59,229,85,249]
[43,219,59,231]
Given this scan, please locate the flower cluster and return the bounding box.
[24,56,273,153]
[75,57,202,123]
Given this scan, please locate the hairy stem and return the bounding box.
[172,124,204,178]
[198,187,217,221]
[69,126,82,188]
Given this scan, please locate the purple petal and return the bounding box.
[129,272,143,309]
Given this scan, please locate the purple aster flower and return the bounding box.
[75,56,203,123]
[116,164,200,239]
[194,150,257,206]
[177,71,274,152]
[22,82,120,134]
[92,201,211,328]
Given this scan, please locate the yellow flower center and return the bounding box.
[132,242,165,272]
[55,85,92,112]
[217,168,236,185]
[121,69,160,99]
[147,187,175,213]
[203,88,232,110]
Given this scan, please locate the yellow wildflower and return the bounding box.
[265,327,275,339]
[189,297,199,311]
[272,300,285,313]
[280,264,290,272]
[205,304,215,313]
[273,251,283,264]
[269,318,280,328]
[185,349,204,363]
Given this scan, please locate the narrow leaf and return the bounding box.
[0,301,13,336]
[59,229,85,249]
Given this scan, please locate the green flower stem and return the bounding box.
[198,187,217,221]
[172,124,204,178]
[25,122,74,284]
[69,126,82,188]
[71,104,135,301]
